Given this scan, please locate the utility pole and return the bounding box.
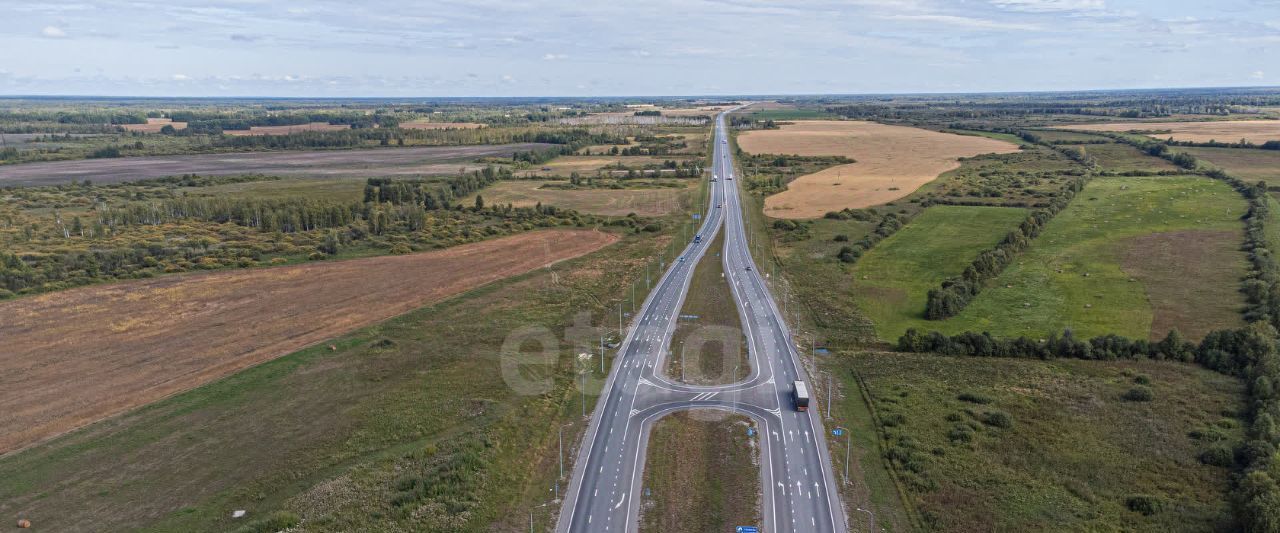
[834,426,852,484]
[857,507,876,533]
[827,375,832,419]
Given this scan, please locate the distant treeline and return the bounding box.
[364,167,511,210]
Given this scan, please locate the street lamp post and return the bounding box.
[559,421,576,480]
[856,507,876,533]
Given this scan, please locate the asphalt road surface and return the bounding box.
[557,110,847,532]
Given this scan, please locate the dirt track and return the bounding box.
[0,229,617,455]
[0,143,550,187]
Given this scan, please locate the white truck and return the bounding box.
[793,381,810,412]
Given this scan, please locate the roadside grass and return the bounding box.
[638,411,761,533]
[666,227,750,384]
[1177,146,1280,188]
[0,229,670,532]
[930,175,1247,340]
[851,205,1028,341]
[844,352,1243,532]
[743,108,836,121]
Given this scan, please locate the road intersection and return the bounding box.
[557,110,847,532]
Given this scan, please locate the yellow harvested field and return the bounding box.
[222,122,351,136]
[1061,120,1280,144]
[469,180,691,216]
[738,121,1020,218]
[120,118,187,133]
[399,119,484,130]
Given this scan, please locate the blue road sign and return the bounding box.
[832,428,844,436]
[736,527,759,533]
[747,427,755,437]
[692,213,702,220]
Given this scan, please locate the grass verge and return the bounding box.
[638,411,761,532]
[666,227,750,384]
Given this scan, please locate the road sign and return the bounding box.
[747,427,755,437]
[832,428,844,436]
[736,527,759,533]
[692,213,701,220]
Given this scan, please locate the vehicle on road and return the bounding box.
[793,381,810,412]
[694,234,702,243]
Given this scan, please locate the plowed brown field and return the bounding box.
[0,229,617,455]
[737,121,1019,218]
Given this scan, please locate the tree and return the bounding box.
[474,194,485,210]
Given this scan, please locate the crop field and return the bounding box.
[466,179,694,216]
[1177,146,1280,187]
[735,121,1020,218]
[1061,120,1280,144]
[851,206,1028,342]
[844,352,1242,532]
[221,122,352,136]
[0,229,616,455]
[0,228,664,532]
[0,143,550,186]
[639,411,760,533]
[120,118,188,133]
[397,119,485,130]
[879,176,1246,341]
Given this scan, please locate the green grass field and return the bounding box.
[1178,146,1280,187]
[859,176,1247,341]
[844,352,1243,532]
[1080,143,1178,173]
[639,411,760,532]
[0,230,668,532]
[851,205,1027,342]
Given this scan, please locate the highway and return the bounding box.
[556,109,848,532]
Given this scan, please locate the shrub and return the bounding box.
[1199,445,1235,467]
[1133,374,1151,385]
[1125,495,1163,516]
[982,410,1013,429]
[881,413,907,427]
[957,392,992,404]
[947,426,973,443]
[833,234,849,242]
[1122,387,1153,402]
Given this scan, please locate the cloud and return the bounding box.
[41,25,67,38]
[501,74,515,83]
[1252,70,1266,79]
[229,33,259,42]
[172,73,190,81]
[879,14,1041,31]
[542,53,568,60]
[989,0,1105,12]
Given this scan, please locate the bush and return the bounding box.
[1199,445,1235,467]
[982,410,1013,429]
[947,425,973,443]
[833,234,849,242]
[1133,374,1151,385]
[957,392,992,404]
[1122,386,1154,402]
[1125,495,1163,516]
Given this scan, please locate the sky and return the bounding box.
[1,0,1278,97]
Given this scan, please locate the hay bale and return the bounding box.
[17,519,32,528]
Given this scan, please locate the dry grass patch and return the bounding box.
[1061,120,1280,144]
[120,118,188,133]
[0,229,617,455]
[222,122,351,136]
[1119,230,1246,340]
[737,121,1019,218]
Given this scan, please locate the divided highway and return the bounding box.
[556,110,848,532]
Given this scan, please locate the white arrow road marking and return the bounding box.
[613,492,627,510]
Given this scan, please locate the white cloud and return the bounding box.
[989,0,1105,12]
[41,25,67,38]
[172,73,190,81]
[879,14,1041,31]
[542,53,568,60]
[1252,70,1266,79]
[501,74,515,83]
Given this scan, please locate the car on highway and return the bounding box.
[717,204,722,208]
